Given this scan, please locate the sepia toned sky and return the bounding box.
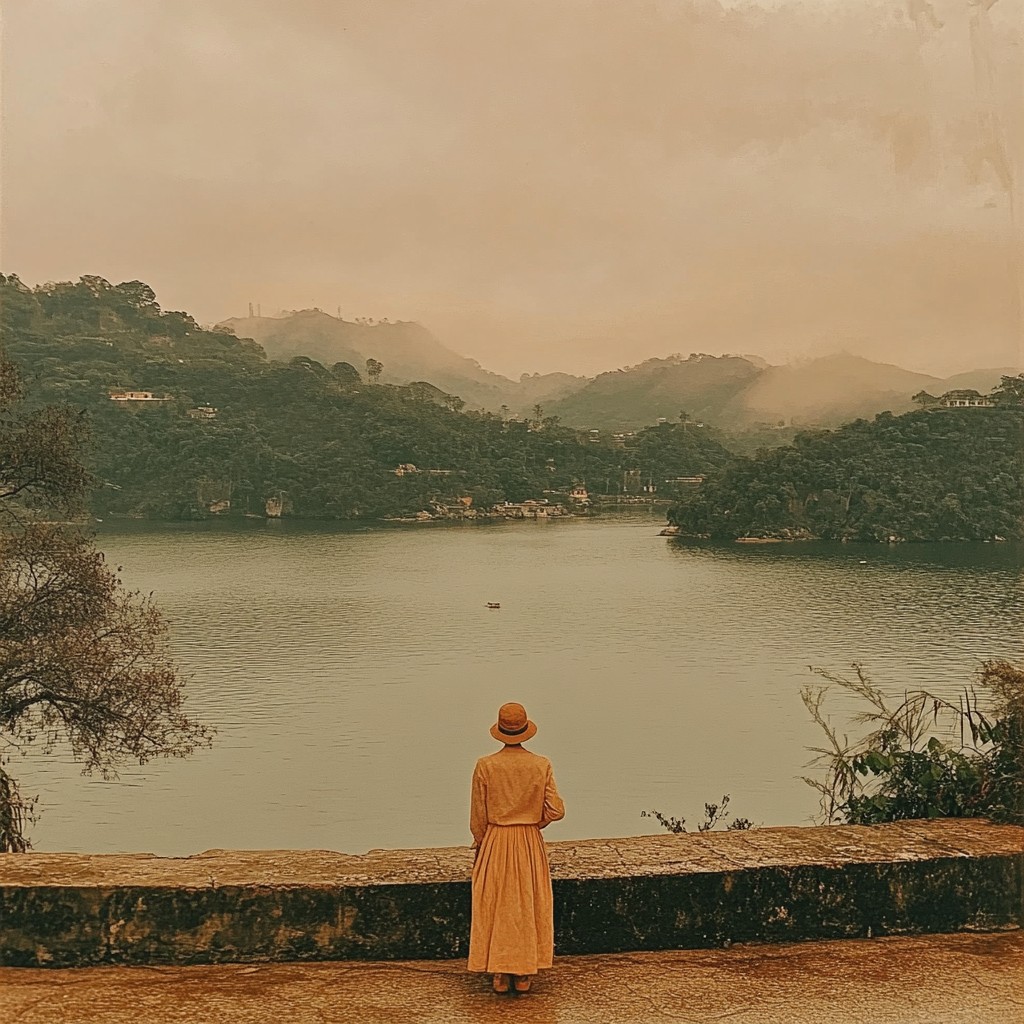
[2,0,1021,377]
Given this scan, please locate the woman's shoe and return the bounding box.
[513,975,532,993]
[492,973,510,993]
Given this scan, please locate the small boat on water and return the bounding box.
[486,602,501,609]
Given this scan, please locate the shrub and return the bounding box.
[802,660,1024,825]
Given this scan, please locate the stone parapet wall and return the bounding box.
[1,820,1022,967]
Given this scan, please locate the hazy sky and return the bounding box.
[2,0,1021,377]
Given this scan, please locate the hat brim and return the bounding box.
[490,720,537,744]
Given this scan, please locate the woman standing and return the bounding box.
[468,702,565,994]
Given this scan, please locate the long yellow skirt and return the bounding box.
[468,823,555,975]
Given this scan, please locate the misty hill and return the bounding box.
[514,371,588,410]
[10,271,1014,448]
[731,355,1013,427]
[546,351,1015,432]
[724,353,938,426]
[218,310,584,414]
[216,312,1014,432]
[938,367,1021,394]
[547,354,763,431]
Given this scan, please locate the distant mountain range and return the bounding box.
[551,352,1018,429]
[218,310,1015,431]
[719,355,1016,429]
[217,311,584,414]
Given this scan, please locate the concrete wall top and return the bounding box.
[3,820,1023,889]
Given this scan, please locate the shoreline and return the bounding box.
[81,513,1024,548]
[667,533,1018,546]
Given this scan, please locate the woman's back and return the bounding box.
[472,746,561,827]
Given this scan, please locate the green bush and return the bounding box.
[802,660,1024,825]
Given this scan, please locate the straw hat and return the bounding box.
[490,702,537,744]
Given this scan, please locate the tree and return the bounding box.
[288,355,330,379]
[111,280,161,322]
[159,310,199,338]
[331,361,362,387]
[365,358,383,384]
[0,352,211,851]
[991,374,1024,407]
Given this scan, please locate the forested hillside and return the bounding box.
[669,399,1024,542]
[220,310,585,415]
[0,275,731,520]
[547,353,763,430]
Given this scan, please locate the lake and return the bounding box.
[14,514,1023,855]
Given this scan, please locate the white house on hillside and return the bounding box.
[108,390,173,403]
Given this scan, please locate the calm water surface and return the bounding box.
[16,515,1023,855]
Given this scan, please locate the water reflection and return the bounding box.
[14,519,1022,856]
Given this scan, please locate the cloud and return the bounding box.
[2,0,1020,376]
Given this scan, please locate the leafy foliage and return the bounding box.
[992,373,1024,407]
[669,404,1024,541]
[802,661,1024,826]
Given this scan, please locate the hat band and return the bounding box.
[498,721,529,736]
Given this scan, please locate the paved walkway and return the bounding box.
[2,932,1022,1024]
